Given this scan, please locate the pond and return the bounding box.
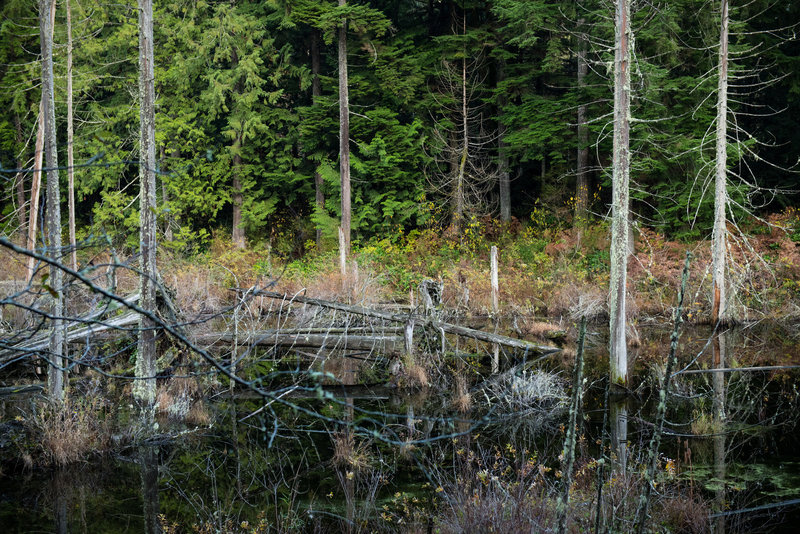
[0,322,798,533]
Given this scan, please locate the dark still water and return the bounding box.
[0,322,798,533]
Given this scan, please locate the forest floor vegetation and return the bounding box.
[147,207,800,328]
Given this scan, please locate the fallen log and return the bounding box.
[0,311,140,363]
[244,290,561,356]
[0,292,140,363]
[230,383,397,401]
[676,364,800,375]
[193,330,403,353]
[0,383,44,396]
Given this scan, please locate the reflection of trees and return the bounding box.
[52,469,68,534]
[676,326,800,532]
[712,330,726,534]
[0,460,154,532]
[610,399,628,474]
[139,446,161,534]
[160,416,315,531]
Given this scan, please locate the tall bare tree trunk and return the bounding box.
[338,0,351,256]
[66,0,77,272]
[135,0,158,407]
[26,111,44,280]
[13,114,27,233]
[497,58,510,223]
[609,0,631,388]
[160,145,173,242]
[712,0,729,325]
[311,30,325,250]
[27,0,56,281]
[39,0,65,401]
[452,55,468,236]
[232,133,245,249]
[575,17,590,235]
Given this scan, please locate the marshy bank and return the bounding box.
[1,275,799,532]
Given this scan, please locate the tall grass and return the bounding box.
[27,396,111,466]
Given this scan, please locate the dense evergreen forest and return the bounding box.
[1,0,798,253]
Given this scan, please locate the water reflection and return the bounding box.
[2,323,800,533]
[52,468,68,534]
[139,446,161,534]
[610,398,628,473]
[713,330,727,534]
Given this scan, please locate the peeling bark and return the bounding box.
[135,0,158,407]
[609,0,631,387]
[712,0,729,324]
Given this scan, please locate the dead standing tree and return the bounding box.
[338,0,352,259]
[609,0,632,388]
[712,0,729,326]
[135,0,158,407]
[427,26,498,238]
[39,0,65,401]
[26,0,56,283]
[690,0,797,324]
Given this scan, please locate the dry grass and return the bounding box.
[429,445,557,533]
[27,396,111,466]
[391,438,712,534]
[0,233,37,280]
[167,261,228,318]
[526,320,563,339]
[331,431,371,472]
[398,353,430,388]
[185,401,212,426]
[479,368,567,414]
[156,376,205,421]
[451,374,472,413]
[281,259,389,307]
[690,412,723,436]
[654,489,712,534]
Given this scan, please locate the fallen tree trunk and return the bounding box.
[193,330,403,353]
[0,311,140,363]
[0,384,44,396]
[677,365,800,374]
[0,293,140,363]
[245,289,561,356]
